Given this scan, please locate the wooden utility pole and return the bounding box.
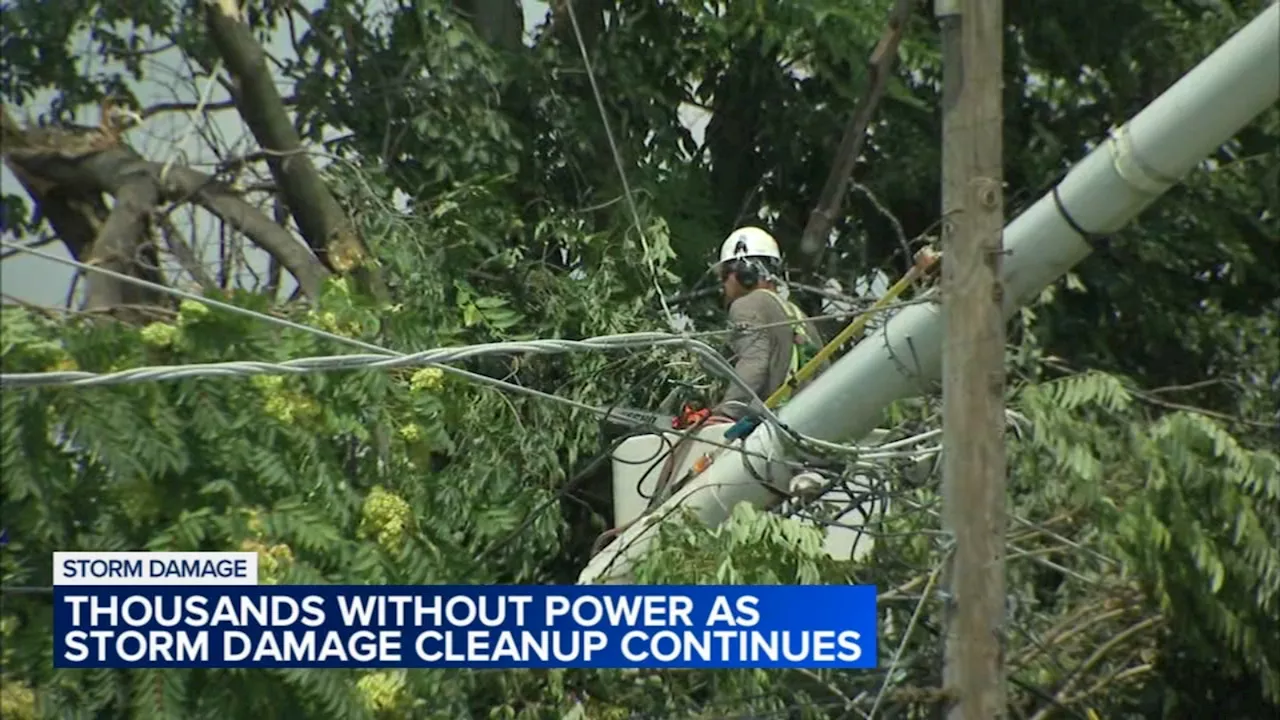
[938,0,1007,717]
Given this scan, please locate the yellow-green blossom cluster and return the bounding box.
[359,485,413,552]
[410,367,445,393]
[238,508,294,584]
[251,374,320,424]
[177,299,210,324]
[140,322,179,348]
[240,539,294,585]
[355,670,406,713]
[0,616,34,720]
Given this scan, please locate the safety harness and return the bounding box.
[754,288,821,382]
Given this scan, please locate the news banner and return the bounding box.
[53,551,879,670]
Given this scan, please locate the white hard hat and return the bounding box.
[715,226,782,268]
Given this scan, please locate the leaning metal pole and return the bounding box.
[578,3,1280,584]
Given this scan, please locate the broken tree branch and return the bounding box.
[158,165,330,298]
[2,104,165,308]
[798,0,914,265]
[85,174,163,309]
[1,162,107,263]
[140,94,299,120]
[203,0,382,298]
[2,114,330,300]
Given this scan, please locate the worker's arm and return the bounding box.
[717,292,774,415]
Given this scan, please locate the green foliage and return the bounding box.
[634,504,857,586]
[1015,369,1280,711]
[0,171,676,717]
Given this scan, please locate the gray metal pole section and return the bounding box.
[579,3,1280,584]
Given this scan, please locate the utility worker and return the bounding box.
[710,226,825,421]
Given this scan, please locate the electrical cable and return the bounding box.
[0,332,763,390]
[631,435,676,501]
[3,239,805,423]
[0,241,769,410]
[584,422,936,578]
[0,242,832,467]
[3,242,892,467]
[564,0,679,330]
[594,361,681,508]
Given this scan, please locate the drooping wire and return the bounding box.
[471,353,683,573]
[3,241,889,475]
[6,240,900,467]
[563,0,679,329]
[0,241,729,394]
[0,333,774,390]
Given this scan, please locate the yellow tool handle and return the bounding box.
[764,248,940,408]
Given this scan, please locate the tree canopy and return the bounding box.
[1,0,1277,718]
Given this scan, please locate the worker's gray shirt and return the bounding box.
[715,289,824,419]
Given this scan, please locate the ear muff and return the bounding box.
[733,259,760,288]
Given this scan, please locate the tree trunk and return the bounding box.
[796,0,914,268]
[204,0,384,299]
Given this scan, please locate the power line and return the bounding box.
[0,243,757,401]
[0,318,920,410]
[0,241,382,352]
[3,241,886,472]
[564,0,679,330]
[6,241,901,462]
[0,241,718,418]
[0,333,754,390]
